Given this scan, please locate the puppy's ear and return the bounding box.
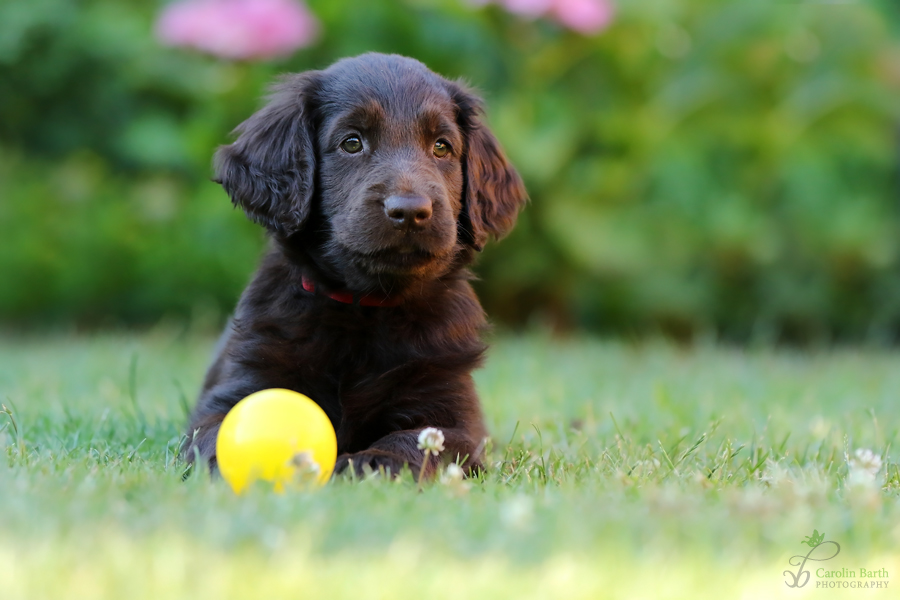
[446,81,528,251]
[214,72,321,236]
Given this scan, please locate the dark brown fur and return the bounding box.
[184,53,527,479]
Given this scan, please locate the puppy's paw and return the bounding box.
[333,451,413,480]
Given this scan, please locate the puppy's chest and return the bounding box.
[280,310,446,393]
[275,319,450,443]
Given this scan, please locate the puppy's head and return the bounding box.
[215,53,527,292]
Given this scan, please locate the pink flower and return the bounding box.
[501,0,555,18]
[155,0,318,61]
[471,0,614,35]
[551,0,614,34]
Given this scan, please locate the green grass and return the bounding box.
[2,329,899,599]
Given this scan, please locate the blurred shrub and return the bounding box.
[1,0,899,341]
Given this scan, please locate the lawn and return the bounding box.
[1,329,898,599]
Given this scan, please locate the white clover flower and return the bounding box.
[500,495,534,529]
[760,459,791,487]
[291,450,320,472]
[440,462,465,484]
[417,427,445,456]
[851,448,882,474]
[847,448,883,488]
[290,450,321,483]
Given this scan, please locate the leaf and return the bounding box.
[801,529,824,547]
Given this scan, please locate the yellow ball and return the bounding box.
[216,388,337,494]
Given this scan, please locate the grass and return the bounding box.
[1,328,899,599]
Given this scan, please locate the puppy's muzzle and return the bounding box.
[383,194,433,232]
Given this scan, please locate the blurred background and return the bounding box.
[1,0,899,343]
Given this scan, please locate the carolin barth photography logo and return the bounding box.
[784,530,889,590]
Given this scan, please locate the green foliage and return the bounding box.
[2,0,899,339]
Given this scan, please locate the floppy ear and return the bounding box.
[446,81,528,251]
[214,72,321,236]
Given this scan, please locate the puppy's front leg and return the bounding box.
[183,412,225,471]
[334,428,484,481]
[183,378,260,472]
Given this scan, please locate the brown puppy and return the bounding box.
[185,53,527,479]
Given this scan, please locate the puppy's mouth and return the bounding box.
[351,246,443,275]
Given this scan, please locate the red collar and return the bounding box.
[301,276,402,307]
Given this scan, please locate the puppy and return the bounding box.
[185,53,527,479]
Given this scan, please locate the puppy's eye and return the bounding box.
[340,136,363,154]
[433,140,451,158]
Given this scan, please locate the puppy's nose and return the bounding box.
[383,195,433,231]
